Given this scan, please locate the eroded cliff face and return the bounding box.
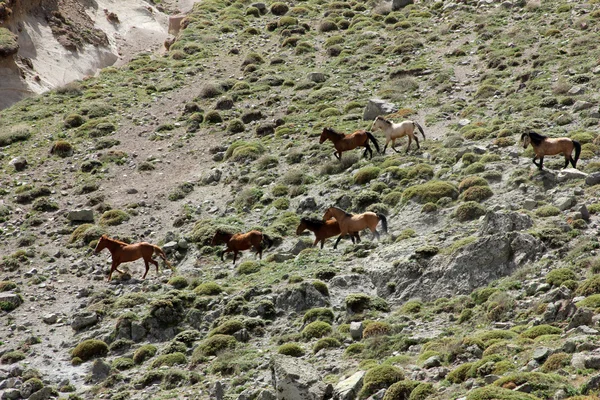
[0,0,169,109]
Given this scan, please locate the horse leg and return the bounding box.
[539,156,544,170]
[333,235,343,250]
[142,260,150,279]
[563,154,570,169]
[383,141,388,154]
[406,136,412,153]
[334,151,341,160]
[414,135,420,150]
[532,156,540,169]
[364,143,373,159]
[570,156,577,168]
[313,238,320,247]
[232,251,238,265]
[320,239,325,249]
[150,258,159,276]
[392,139,400,153]
[107,260,120,281]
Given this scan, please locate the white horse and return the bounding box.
[370,116,426,153]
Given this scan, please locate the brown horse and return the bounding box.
[521,131,581,170]
[211,230,273,264]
[319,127,380,160]
[93,235,172,281]
[370,116,426,153]
[323,207,388,249]
[296,217,361,249]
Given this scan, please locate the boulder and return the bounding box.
[573,101,593,111]
[89,359,111,383]
[271,355,332,400]
[567,307,594,330]
[363,99,398,121]
[291,240,313,255]
[1,390,21,400]
[28,387,54,400]
[423,355,442,368]
[275,282,328,312]
[586,172,600,186]
[9,156,27,172]
[349,322,363,341]
[392,0,414,10]
[543,300,577,323]
[333,371,365,400]
[202,169,222,184]
[572,353,600,370]
[557,169,587,182]
[297,197,317,213]
[532,347,551,363]
[42,313,58,324]
[554,196,575,211]
[582,373,600,395]
[71,311,99,331]
[308,72,327,83]
[479,211,533,235]
[0,293,22,309]
[256,123,276,137]
[67,209,94,222]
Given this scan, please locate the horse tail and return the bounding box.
[262,233,274,249]
[366,131,381,154]
[572,139,581,166]
[377,213,388,234]
[413,121,426,140]
[153,245,174,270]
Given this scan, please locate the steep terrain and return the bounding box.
[2,0,600,399]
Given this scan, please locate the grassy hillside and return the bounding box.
[1,0,600,399]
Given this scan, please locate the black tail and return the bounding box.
[366,131,381,154]
[572,140,581,168]
[377,213,388,234]
[413,122,426,140]
[262,234,274,249]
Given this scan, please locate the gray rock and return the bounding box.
[543,300,577,323]
[0,293,22,310]
[557,168,587,182]
[28,387,54,400]
[573,101,593,112]
[483,375,500,384]
[9,156,27,171]
[1,389,21,400]
[163,241,178,253]
[333,371,365,400]
[67,209,94,222]
[568,307,594,330]
[256,123,276,137]
[363,99,398,121]
[308,72,327,83]
[392,0,414,10]
[580,204,590,221]
[574,326,599,335]
[271,355,332,400]
[202,169,222,184]
[349,322,363,341]
[587,172,600,186]
[177,239,189,250]
[89,359,111,383]
[71,311,99,331]
[522,199,537,211]
[554,196,575,211]
[251,3,267,14]
[335,195,352,210]
[42,313,58,324]
[20,378,41,398]
[542,286,572,303]
[291,239,313,255]
[297,197,317,213]
[212,381,225,400]
[213,152,225,162]
[532,347,551,362]
[257,389,277,400]
[270,253,295,263]
[458,119,471,127]
[479,211,533,235]
[275,282,328,312]
[423,355,442,368]
[582,373,600,394]
[568,86,585,95]
[234,328,250,342]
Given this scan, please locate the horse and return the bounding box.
[370,116,426,153]
[520,131,581,170]
[319,127,380,160]
[211,229,273,264]
[296,217,361,249]
[93,235,172,281]
[323,207,388,249]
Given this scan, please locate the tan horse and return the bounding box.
[370,116,426,153]
[521,131,581,170]
[319,127,381,160]
[323,207,388,249]
[93,235,172,281]
[211,230,273,264]
[296,217,360,249]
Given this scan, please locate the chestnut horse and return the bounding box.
[521,131,581,170]
[319,127,380,160]
[371,116,426,153]
[323,207,388,249]
[93,235,172,281]
[211,230,273,264]
[296,217,360,249]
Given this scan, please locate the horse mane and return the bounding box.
[301,217,326,229]
[329,206,352,217]
[103,236,130,246]
[324,127,344,137]
[376,116,392,125]
[527,131,547,145]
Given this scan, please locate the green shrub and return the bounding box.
[303,308,334,324]
[133,345,157,365]
[421,202,437,213]
[353,190,381,210]
[168,276,188,289]
[51,140,74,157]
[0,124,31,146]
[545,268,577,287]
[312,280,329,296]
[535,205,560,217]
[227,119,245,133]
[345,343,365,356]
[226,140,265,162]
[0,351,26,364]
[313,337,341,353]
[541,352,571,372]
[576,294,600,308]
[409,383,434,400]
[237,261,261,275]
[302,321,332,339]
[204,110,223,123]
[278,343,305,357]
[492,372,566,399]
[464,162,485,174]
[150,352,187,368]
[471,287,498,305]
[112,357,134,371]
[99,210,130,226]
[455,201,486,221]
[270,2,289,15]
[193,335,237,358]
[576,275,600,296]
[447,362,473,384]
[194,282,222,295]
[466,386,539,400]
[359,365,405,399]
[355,167,381,184]
[520,325,562,339]
[383,380,420,400]
[209,320,244,337]
[402,181,458,204]
[363,321,392,338]
[71,339,108,361]
[0,281,17,292]
[461,186,493,202]
[64,114,85,128]
[345,293,371,313]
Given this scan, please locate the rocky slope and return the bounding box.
[2,0,600,399]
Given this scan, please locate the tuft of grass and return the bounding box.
[133,345,158,365]
[546,268,577,287]
[0,124,31,146]
[461,186,493,202]
[302,321,332,339]
[278,343,305,357]
[535,205,560,217]
[402,181,458,204]
[359,365,405,399]
[354,167,381,184]
[455,201,486,221]
[150,352,187,369]
[520,325,562,339]
[71,339,108,362]
[99,210,130,226]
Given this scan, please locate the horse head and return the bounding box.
[520,132,531,149]
[296,219,307,235]
[319,128,331,144]
[323,207,336,220]
[211,230,231,245]
[93,235,108,254]
[371,116,385,132]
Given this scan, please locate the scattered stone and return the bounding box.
[271,355,332,400]
[586,172,600,186]
[213,152,225,162]
[479,211,533,235]
[67,209,94,222]
[1,389,21,400]
[297,197,317,213]
[0,293,22,310]
[392,0,414,10]
[275,282,328,312]
[89,359,111,383]
[423,355,442,368]
[202,169,222,184]
[349,322,363,341]
[580,204,590,221]
[9,156,27,171]
[522,199,537,211]
[363,99,398,121]
[334,371,365,400]
[567,307,594,330]
[291,240,313,255]
[557,169,587,182]
[582,373,600,395]
[458,119,471,127]
[71,311,99,331]
[532,347,551,363]
[573,101,593,112]
[256,123,276,137]
[308,72,327,83]
[251,3,267,14]
[42,313,58,324]
[28,387,54,400]
[554,196,575,211]
[568,86,585,95]
[163,241,178,253]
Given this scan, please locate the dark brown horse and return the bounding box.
[521,131,581,170]
[319,127,380,160]
[296,217,360,249]
[93,235,172,281]
[211,230,273,264]
[323,207,388,249]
